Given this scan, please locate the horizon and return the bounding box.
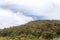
[0,0,60,29]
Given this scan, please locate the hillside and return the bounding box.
[0,20,60,40]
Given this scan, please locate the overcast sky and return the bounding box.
[0,0,60,29]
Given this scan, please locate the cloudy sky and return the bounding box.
[0,0,60,29]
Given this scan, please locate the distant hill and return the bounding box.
[0,20,60,40]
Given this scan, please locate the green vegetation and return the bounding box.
[0,20,60,40]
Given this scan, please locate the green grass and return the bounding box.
[0,37,60,40]
[0,37,38,40]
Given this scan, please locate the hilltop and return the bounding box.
[0,20,60,40]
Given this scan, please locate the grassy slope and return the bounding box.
[0,20,60,40]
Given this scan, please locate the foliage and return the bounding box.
[0,20,60,40]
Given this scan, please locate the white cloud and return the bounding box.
[0,8,33,29]
[5,0,60,20]
[0,0,60,28]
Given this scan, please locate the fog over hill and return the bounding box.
[0,0,60,29]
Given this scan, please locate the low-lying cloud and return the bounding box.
[0,8,33,29]
[0,0,60,29]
